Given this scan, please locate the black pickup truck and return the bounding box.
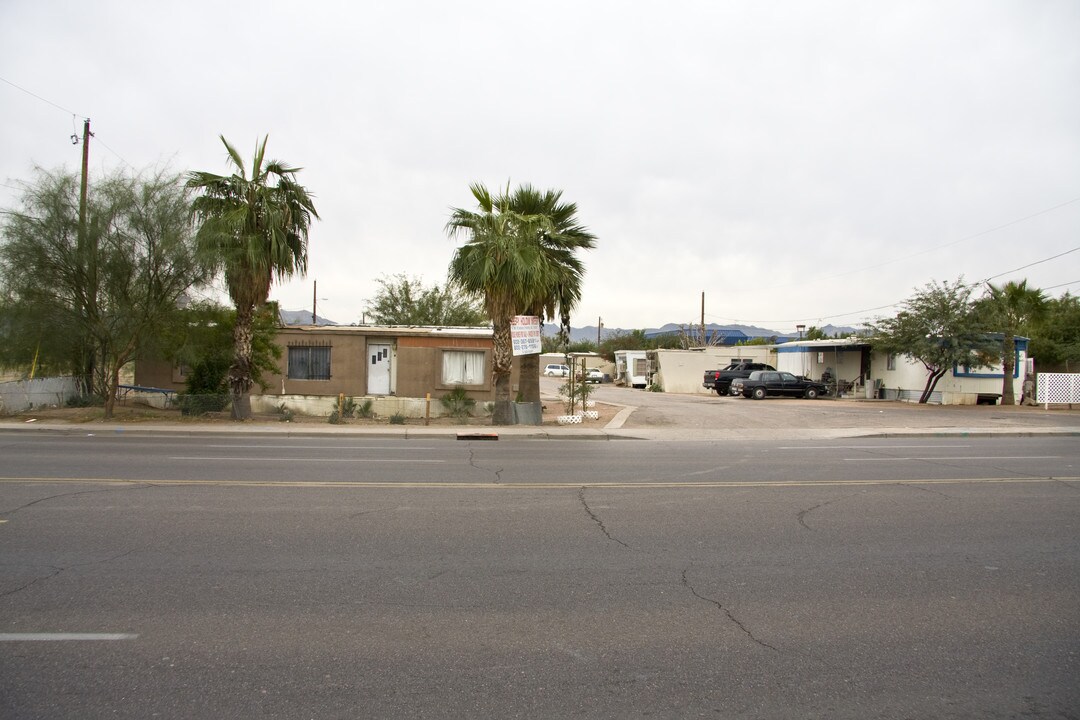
[703,362,776,396]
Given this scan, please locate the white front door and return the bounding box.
[368,343,392,395]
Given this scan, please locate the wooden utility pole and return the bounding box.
[76,118,95,397]
[78,118,91,239]
[312,280,317,325]
[700,291,706,346]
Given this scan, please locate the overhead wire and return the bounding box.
[706,200,1080,326]
[1,75,134,170]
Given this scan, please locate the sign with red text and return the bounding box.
[510,315,542,356]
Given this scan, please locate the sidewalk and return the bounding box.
[2,406,1077,442]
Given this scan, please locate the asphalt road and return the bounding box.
[2,433,1078,719]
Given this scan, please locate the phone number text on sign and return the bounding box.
[511,315,542,356]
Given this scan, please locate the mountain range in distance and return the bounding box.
[279,309,859,341]
[551,323,860,343]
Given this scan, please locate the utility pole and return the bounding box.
[312,280,317,325]
[78,118,91,241]
[597,316,602,348]
[700,291,705,346]
[76,118,95,396]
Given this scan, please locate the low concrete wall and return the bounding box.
[250,394,491,420]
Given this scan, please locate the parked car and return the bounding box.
[584,368,603,383]
[738,370,829,399]
[544,364,570,377]
[703,362,776,396]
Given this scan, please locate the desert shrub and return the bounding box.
[389,412,406,425]
[440,386,476,418]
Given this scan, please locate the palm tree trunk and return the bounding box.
[491,318,514,425]
[1001,333,1016,405]
[230,304,255,420]
[519,353,541,404]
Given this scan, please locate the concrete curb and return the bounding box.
[1,421,1076,442]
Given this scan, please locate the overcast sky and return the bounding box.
[2,1,1078,332]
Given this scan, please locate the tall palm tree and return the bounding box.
[447,183,594,425]
[509,185,596,406]
[982,279,1048,405]
[187,136,318,420]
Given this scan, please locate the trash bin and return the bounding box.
[866,379,881,399]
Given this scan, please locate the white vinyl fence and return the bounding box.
[0,376,81,414]
[1036,373,1080,407]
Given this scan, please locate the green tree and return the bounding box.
[804,325,830,341]
[598,329,650,360]
[868,277,997,403]
[0,167,208,417]
[151,300,282,404]
[1027,292,1080,371]
[365,273,487,325]
[508,185,596,406]
[446,183,594,425]
[976,279,1048,404]
[187,136,318,420]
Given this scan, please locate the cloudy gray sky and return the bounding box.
[3,1,1078,332]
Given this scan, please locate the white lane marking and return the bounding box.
[843,456,1060,461]
[780,445,972,450]
[203,445,436,451]
[169,457,445,463]
[0,633,138,641]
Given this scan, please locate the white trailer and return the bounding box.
[614,350,649,388]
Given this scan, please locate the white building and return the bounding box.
[775,337,1029,404]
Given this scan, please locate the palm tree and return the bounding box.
[446,183,594,425]
[982,279,1048,405]
[187,136,318,420]
[509,185,596,406]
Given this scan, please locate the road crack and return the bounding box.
[579,487,630,549]
[796,493,857,531]
[0,482,156,518]
[0,549,135,599]
[466,447,503,484]
[681,567,778,652]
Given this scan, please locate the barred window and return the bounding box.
[288,346,331,380]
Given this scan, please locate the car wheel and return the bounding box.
[752,387,766,400]
[715,388,726,396]
[805,387,818,399]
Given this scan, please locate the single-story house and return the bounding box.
[775,337,1030,404]
[136,324,520,417]
[641,337,1028,404]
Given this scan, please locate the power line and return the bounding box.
[752,194,1080,294]
[981,246,1080,283]
[705,245,1080,326]
[0,75,86,119]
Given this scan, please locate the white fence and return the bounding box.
[1036,373,1080,406]
[0,376,81,414]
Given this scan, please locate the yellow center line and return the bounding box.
[0,476,1075,490]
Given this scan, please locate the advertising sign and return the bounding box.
[510,315,542,356]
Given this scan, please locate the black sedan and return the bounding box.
[738,370,829,399]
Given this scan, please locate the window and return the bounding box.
[442,350,485,385]
[288,346,331,380]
